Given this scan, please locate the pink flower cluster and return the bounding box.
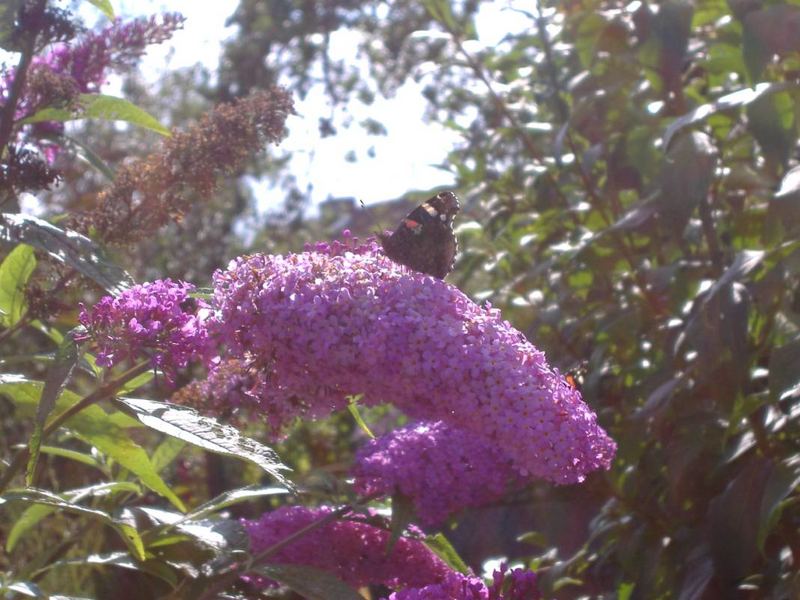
[78,279,208,380]
[386,565,539,600]
[39,14,186,94]
[242,506,451,590]
[80,234,616,523]
[243,506,539,599]
[352,421,518,526]
[209,237,616,484]
[2,14,184,162]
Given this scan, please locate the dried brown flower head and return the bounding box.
[23,64,81,115]
[76,86,294,244]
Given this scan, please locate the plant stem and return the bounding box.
[0,0,45,154]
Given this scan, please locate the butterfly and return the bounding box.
[378,191,460,279]
[563,362,588,393]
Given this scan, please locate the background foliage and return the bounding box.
[2,0,800,598]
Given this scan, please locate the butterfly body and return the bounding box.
[378,191,460,279]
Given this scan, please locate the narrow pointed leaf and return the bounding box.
[0,244,35,327]
[254,564,363,600]
[0,377,184,511]
[0,488,146,560]
[113,397,294,490]
[86,0,115,19]
[424,533,470,574]
[22,94,170,136]
[27,329,82,485]
[0,213,133,295]
[185,485,290,521]
[39,552,178,587]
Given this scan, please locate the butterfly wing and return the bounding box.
[379,191,460,279]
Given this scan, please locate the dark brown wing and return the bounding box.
[378,191,460,279]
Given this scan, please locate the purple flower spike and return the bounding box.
[39,13,186,94]
[384,565,540,599]
[210,237,616,483]
[78,279,208,380]
[352,421,518,526]
[242,506,452,590]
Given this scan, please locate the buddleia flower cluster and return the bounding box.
[78,279,209,381]
[351,421,519,526]
[242,506,452,590]
[207,236,616,485]
[242,506,539,599]
[79,234,617,596]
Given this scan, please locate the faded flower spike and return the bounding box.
[209,236,616,483]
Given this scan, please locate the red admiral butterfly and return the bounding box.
[378,191,460,279]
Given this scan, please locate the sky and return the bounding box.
[115,0,532,211]
[4,1,530,212]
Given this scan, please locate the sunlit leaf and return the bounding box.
[0,244,35,327]
[86,0,115,19]
[185,485,290,521]
[0,213,133,295]
[424,533,470,574]
[0,377,183,511]
[663,83,797,147]
[0,488,146,560]
[6,481,140,553]
[40,552,178,587]
[113,397,294,490]
[22,93,171,137]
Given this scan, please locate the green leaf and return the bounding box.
[63,133,116,181]
[424,533,470,574]
[708,457,772,583]
[68,409,187,513]
[26,328,82,485]
[38,445,103,469]
[388,491,416,555]
[151,436,186,474]
[757,458,800,552]
[663,82,798,148]
[113,397,294,491]
[253,564,363,600]
[0,213,133,296]
[22,93,171,137]
[347,395,374,439]
[185,485,290,521]
[6,481,140,553]
[119,370,154,394]
[86,0,115,19]
[39,552,178,587]
[769,339,800,402]
[422,0,458,32]
[0,488,146,560]
[0,244,35,327]
[0,377,184,511]
[6,503,57,553]
[618,582,635,600]
[658,131,717,233]
[746,90,798,167]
